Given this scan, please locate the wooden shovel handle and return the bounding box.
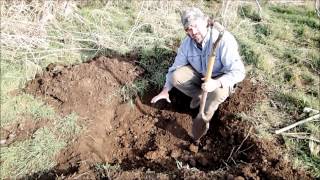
[199,56,216,122]
[204,56,216,82]
[199,31,224,123]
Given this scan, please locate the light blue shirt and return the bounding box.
[164,28,245,90]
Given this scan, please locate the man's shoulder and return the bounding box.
[181,36,192,45]
[179,36,193,49]
[222,31,237,42]
[219,31,239,48]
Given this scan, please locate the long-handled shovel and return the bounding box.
[192,26,224,142]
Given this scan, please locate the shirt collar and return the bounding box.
[201,28,211,47]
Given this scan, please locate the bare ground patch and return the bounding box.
[0,118,49,147]
[24,56,312,179]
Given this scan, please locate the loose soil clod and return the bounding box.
[24,56,312,179]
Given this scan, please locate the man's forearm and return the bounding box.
[218,68,245,88]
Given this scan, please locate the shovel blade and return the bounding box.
[192,115,210,141]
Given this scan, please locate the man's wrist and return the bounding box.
[162,87,170,93]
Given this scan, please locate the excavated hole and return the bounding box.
[23,56,312,179]
[114,88,262,173]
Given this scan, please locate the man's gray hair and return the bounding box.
[181,7,208,29]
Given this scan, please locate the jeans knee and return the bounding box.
[211,88,229,103]
[171,70,182,87]
[171,66,200,90]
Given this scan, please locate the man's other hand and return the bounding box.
[151,88,171,104]
[201,78,221,92]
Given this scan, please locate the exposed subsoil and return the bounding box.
[24,56,312,180]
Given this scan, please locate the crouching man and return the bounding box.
[151,7,245,139]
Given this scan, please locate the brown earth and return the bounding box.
[0,118,49,147]
[24,56,312,179]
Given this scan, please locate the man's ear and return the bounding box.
[207,17,214,27]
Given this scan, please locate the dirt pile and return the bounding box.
[25,56,311,179]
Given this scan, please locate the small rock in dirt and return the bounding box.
[198,156,209,166]
[203,144,209,150]
[205,139,211,144]
[189,144,199,153]
[146,169,155,174]
[189,158,196,167]
[226,174,234,180]
[262,167,267,172]
[145,151,158,160]
[181,141,190,146]
[117,130,124,135]
[172,174,176,179]
[154,118,158,122]
[0,139,7,145]
[234,176,245,180]
[123,123,128,128]
[182,154,189,162]
[125,143,131,148]
[18,123,24,130]
[9,133,16,139]
[170,149,181,158]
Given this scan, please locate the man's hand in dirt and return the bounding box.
[151,88,171,104]
[201,78,222,92]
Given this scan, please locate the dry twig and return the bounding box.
[275,114,320,134]
[226,147,235,162]
[255,0,262,17]
[226,127,253,163]
[282,133,320,143]
[303,107,319,114]
[316,0,320,17]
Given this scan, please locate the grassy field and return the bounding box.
[1,0,319,178]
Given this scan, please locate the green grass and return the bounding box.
[239,5,262,22]
[286,137,320,178]
[274,90,320,113]
[94,162,121,179]
[54,113,82,141]
[1,93,56,127]
[270,6,320,30]
[308,50,320,71]
[0,113,81,179]
[268,5,315,16]
[235,3,319,177]
[117,46,176,102]
[1,61,26,97]
[0,127,66,178]
[138,46,176,89]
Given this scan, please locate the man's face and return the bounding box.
[185,18,208,44]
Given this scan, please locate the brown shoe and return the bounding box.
[190,97,200,109]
